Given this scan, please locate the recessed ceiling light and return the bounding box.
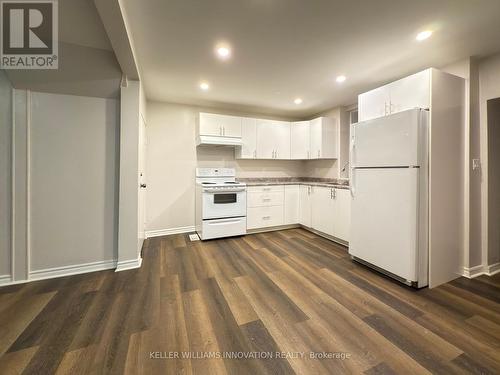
[336,75,346,83]
[199,82,210,91]
[416,30,432,41]
[216,44,231,60]
[294,98,303,105]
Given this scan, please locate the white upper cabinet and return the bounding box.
[358,86,391,122]
[256,120,291,159]
[358,68,431,122]
[309,117,338,159]
[389,69,430,114]
[236,117,257,159]
[199,113,242,137]
[291,121,310,159]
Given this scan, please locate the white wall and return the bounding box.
[145,101,305,233]
[0,71,12,278]
[29,92,119,271]
[479,52,500,266]
[117,80,143,270]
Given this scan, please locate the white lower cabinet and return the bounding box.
[284,185,300,224]
[247,185,284,230]
[332,188,351,242]
[247,206,284,229]
[299,185,312,227]
[311,186,335,236]
[247,184,350,243]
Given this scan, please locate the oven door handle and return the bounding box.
[204,188,246,193]
[206,218,244,225]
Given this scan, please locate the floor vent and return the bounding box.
[189,233,200,241]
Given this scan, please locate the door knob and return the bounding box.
[140,183,147,188]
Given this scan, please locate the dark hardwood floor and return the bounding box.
[1,228,500,374]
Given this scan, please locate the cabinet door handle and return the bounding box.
[317,150,320,158]
[253,150,256,158]
[307,150,310,159]
[223,126,225,136]
[220,126,222,135]
[275,150,278,159]
[262,198,271,201]
[389,101,394,114]
[262,216,271,220]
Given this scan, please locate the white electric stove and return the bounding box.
[195,168,247,240]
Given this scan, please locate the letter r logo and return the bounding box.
[2,1,54,54]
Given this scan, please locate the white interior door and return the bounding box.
[138,115,147,251]
[349,168,420,282]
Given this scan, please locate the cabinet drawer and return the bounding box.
[247,185,284,194]
[247,191,284,207]
[247,206,284,229]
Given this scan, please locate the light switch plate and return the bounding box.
[472,158,481,170]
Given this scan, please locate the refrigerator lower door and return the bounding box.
[349,168,420,282]
[351,109,427,168]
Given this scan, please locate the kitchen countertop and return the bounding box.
[237,177,350,189]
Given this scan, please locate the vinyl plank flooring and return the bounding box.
[1,230,500,374]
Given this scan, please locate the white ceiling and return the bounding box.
[5,0,121,98]
[121,0,500,117]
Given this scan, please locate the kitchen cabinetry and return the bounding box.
[236,116,338,160]
[199,113,242,137]
[299,185,312,227]
[311,186,334,235]
[291,121,310,159]
[358,69,430,122]
[256,120,291,159]
[247,185,284,229]
[236,118,257,158]
[284,185,300,225]
[310,117,338,159]
[249,183,350,243]
[332,188,351,241]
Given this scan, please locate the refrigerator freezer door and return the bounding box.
[349,168,420,282]
[351,109,426,168]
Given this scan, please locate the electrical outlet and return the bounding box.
[472,158,481,171]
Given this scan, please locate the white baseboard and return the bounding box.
[146,226,195,238]
[463,262,500,278]
[487,262,500,276]
[29,259,117,282]
[115,257,143,272]
[0,274,12,286]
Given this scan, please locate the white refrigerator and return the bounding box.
[349,108,429,288]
